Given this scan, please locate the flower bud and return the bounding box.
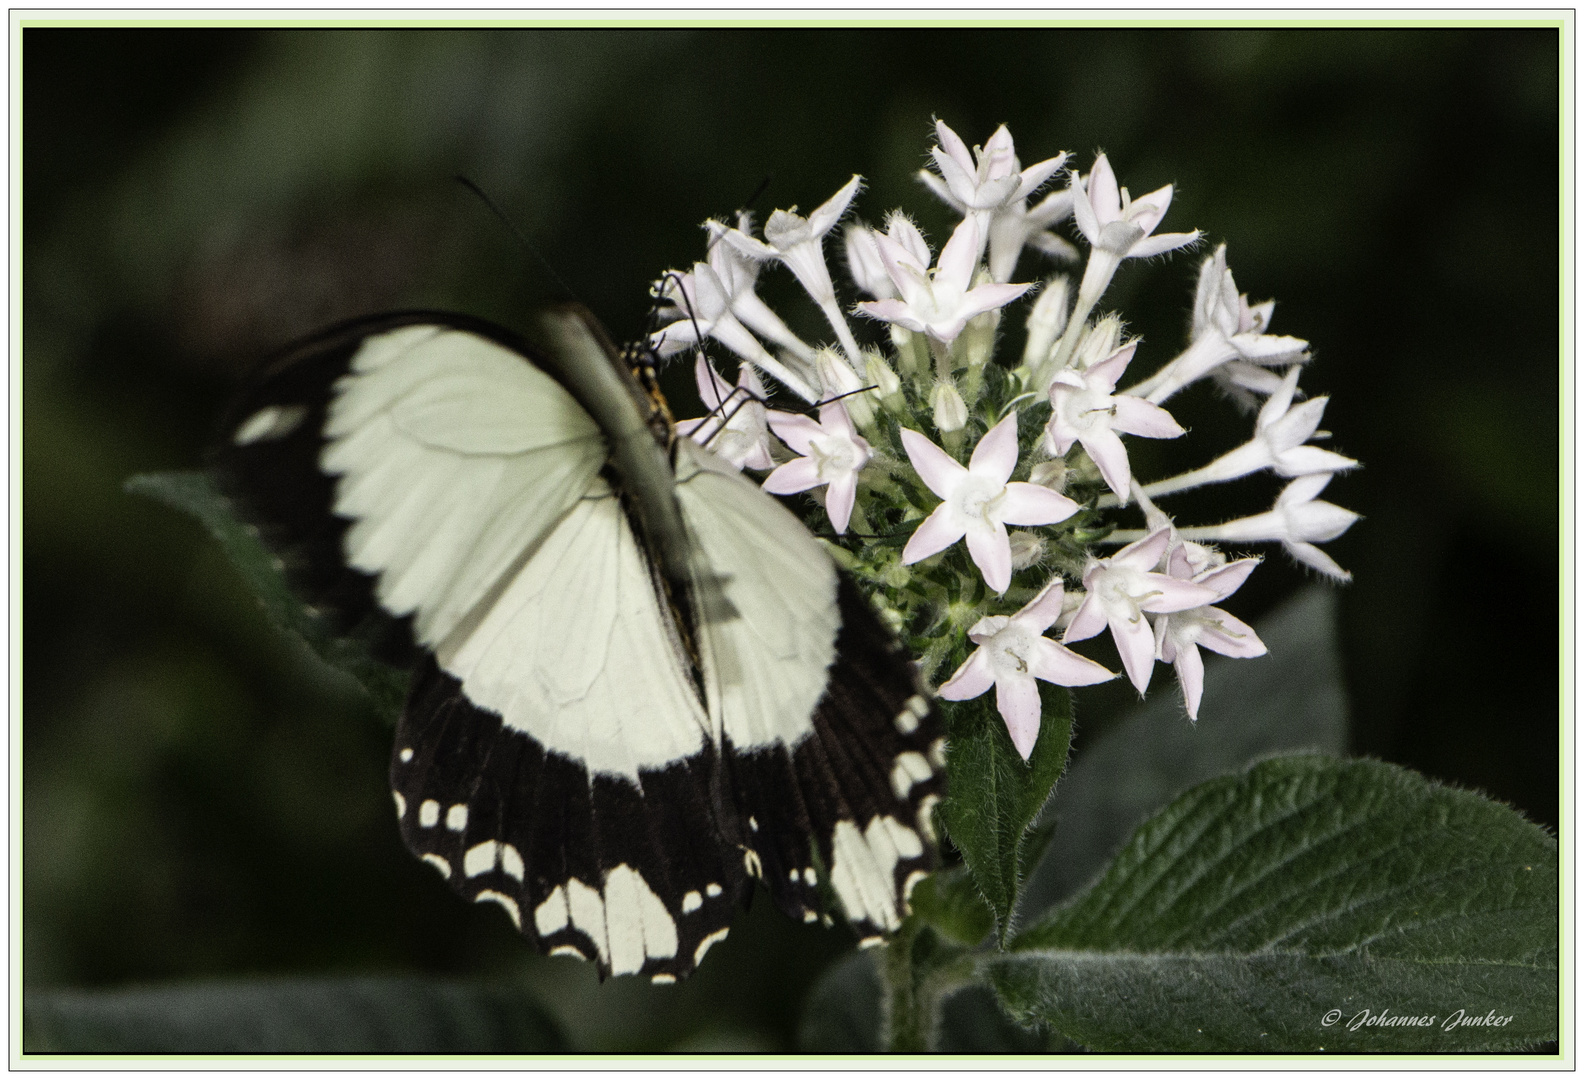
[932,382,968,433]
[864,351,902,399]
[1022,275,1071,376]
[1029,459,1068,492]
[816,347,874,429]
[1008,530,1046,570]
[1073,315,1122,370]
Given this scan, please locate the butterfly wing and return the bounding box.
[216,316,743,980]
[673,442,945,940]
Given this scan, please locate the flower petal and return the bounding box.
[1112,527,1173,572]
[825,472,857,535]
[1174,642,1205,720]
[1063,591,1108,643]
[1285,540,1352,581]
[1196,556,1260,600]
[1111,396,1186,440]
[969,411,1022,483]
[1127,230,1201,259]
[938,647,994,701]
[767,411,824,457]
[1087,154,1121,223]
[1111,611,1157,693]
[1080,425,1133,500]
[936,216,982,293]
[994,672,1043,761]
[900,428,967,499]
[1137,574,1222,614]
[1196,608,1267,659]
[966,518,1013,594]
[856,298,927,335]
[1029,637,1115,687]
[1086,341,1138,390]
[808,174,863,238]
[902,504,966,565]
[761,457,823,495]
[1013,579,1067,634]
[998,481,1080,527]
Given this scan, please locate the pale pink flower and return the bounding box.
[1070,153,1200,260]
[1152,544,1266,721]
[676,353,775,472]
[1063,528,1221,694]
[1195,474,1360,581]
[938,579,1115,760]
[900,413,1079,593]
[1043,341,1185,500]
[762,402,871,535]
[857,217,1033,346]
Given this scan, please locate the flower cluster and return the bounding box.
[654,119,1359,753]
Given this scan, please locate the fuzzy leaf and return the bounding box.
[24,976,566,1053]
[126,470,409,717]
[1017,586,1349,921]
[986,755,1558,1051]
[938,684,1073,943]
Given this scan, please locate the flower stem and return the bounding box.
[881,923,926,1052]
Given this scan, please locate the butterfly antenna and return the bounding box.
[455,174,579,305]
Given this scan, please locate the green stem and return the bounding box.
[882,923,926,1052]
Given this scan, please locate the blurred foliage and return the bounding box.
[23,26,1559,1054]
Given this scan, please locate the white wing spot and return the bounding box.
[890,751,933,799]
[705,883,722,898]
[418,800,440,828]
[445,804,468,832]
[651,974,677,985]
[500,843,525,882]
[603,864,678,976]
[535,886,570,936]
[566,878,609,966]
[398,747,414,763]
[928,737,948,769]
[463,841,500,877]
[421,854,451,879]
[392,791,406,818]
[748,816,759,832]
[233,404,307,445]
[744,849,763,879]
[917,794,940,844]
[906,694,930,720]
[681,891,702,914]
[694,927,729,967]
[803,910,818,923]
[904,870,928,905]
[858,935,886,949]
[475,889,521,929]
[828,816,926,933]
[549,944,586,960]
[803,867,817,886]
[788,867,800,882]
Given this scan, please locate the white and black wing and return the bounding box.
[673,444,944,942]
[215,311,946,981]
[216,315,744,981]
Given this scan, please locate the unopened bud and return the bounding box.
[816,348,874,429]
[932,383,968,433]
[1029,460,1068,492]
[865,351,902,399]
[1008,530,1046,571]
[1073,315,1122,370]
[1022,275,1070,373]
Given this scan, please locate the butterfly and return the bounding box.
[213,304,945,983]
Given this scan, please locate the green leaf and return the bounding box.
[798,951,883,1053]
[986,755,1558,1052]
[126,470,409,717]
[23,976,567,1053]
[938,685,1073,943]
[1018,586,1349,922]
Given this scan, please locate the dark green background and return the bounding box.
[23,27,1561,1052]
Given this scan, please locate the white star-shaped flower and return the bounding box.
[722,175,865,365]
[1151,542,1266,721]
[1063,528,1221,693]
[650,260,818,402]
[1070,153,1200,261]
[1139,244,1309,403]
[857,216,1033,347]
[1043,341,1185,500]
[938,579,1115,760]
[762,401,871,535]
[917,120,1071,282]
[1202,474,1360,581]
[676,353,775,472]
[900,412,1079,593]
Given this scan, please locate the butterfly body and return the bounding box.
[216,308,944,981]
